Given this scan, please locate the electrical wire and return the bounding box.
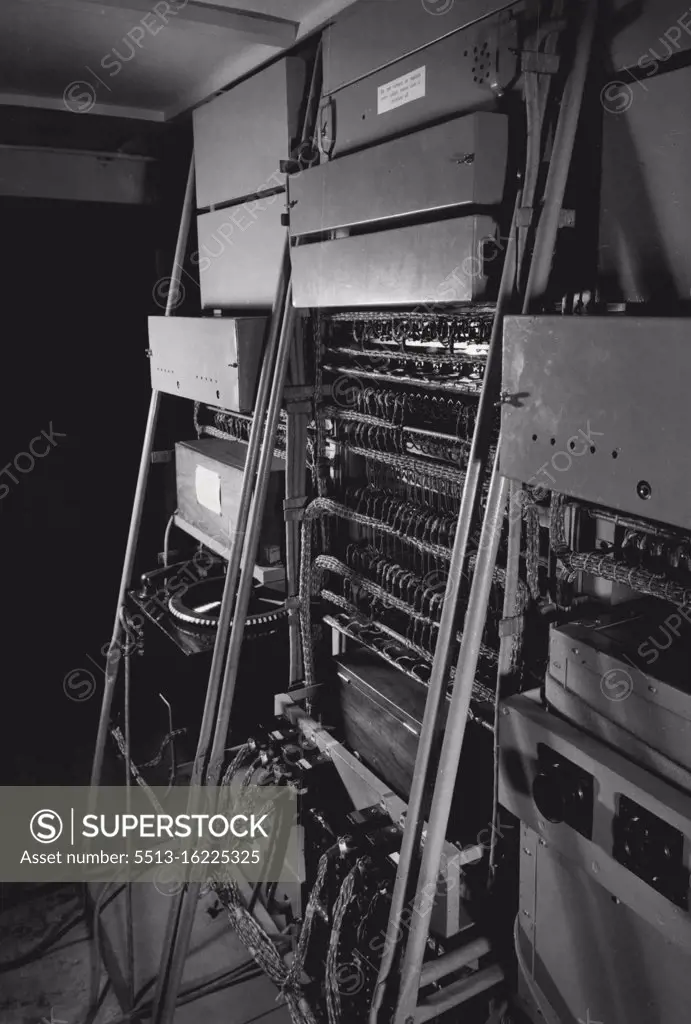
[0,905,84,974]
[123,629,135,1011]
[100,961,265,1024]
[85,881,115,1024]
[325,858,368,1024]
[162,511,178,569]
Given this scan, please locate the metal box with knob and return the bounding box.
[147,316,267,413]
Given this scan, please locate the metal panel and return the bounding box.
[605,0,691,73]
[500,316,691,529]
[147,316,267,413]
[288,113,508,236]
[197,203,287,310]
[193,57,306,209]
[545,607,691,777]
[319,14,518,156]
[499,692,691,953]
[291,215,496,308]
[516,823,691,1024]
[322,0,520,95]
[599,67,691,304]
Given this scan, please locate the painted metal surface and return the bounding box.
[197,203,287,309]
[291,215,497,307]
[147,316,267,412]
[604,0,691,72]
[599,66,691,304]
[499,692,691,955]
[319,12,518,156]
[193,57,306,209]
[500,316,691,529]
[321,0,520,95]
[288,112,508,236]
[546,605,691,775]
[175,438,284,557]
[516,822,691,1024]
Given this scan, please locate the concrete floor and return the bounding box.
[1,884,292,1024]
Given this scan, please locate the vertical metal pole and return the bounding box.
[387,4,599,1018]
[152,43,320,1020]
[153,286,296,1024]
[207,287,297,783]
[285,319,308,684]
[191,246,289,788]
[123,638,136,1012]
[394,460,509,1023]
[89,156,195,793]
[369,199,520,1024]
[489,479,522,885]
[150,249,290,1024]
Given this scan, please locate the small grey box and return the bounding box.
[148,316,267,413]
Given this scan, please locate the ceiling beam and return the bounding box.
[166,0,362,120]
[79,0,298,46]
[0,92,165,121]
[296,0,359,39]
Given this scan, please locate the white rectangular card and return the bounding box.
[377,66,426,114]
[195,464,222,515]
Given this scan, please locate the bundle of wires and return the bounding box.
[214,878,318,1024]
[325,858,369,1024]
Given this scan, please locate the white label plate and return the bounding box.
[377,66,426,114]
[195,464,222,515]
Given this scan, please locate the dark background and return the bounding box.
[0,153,190,785]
